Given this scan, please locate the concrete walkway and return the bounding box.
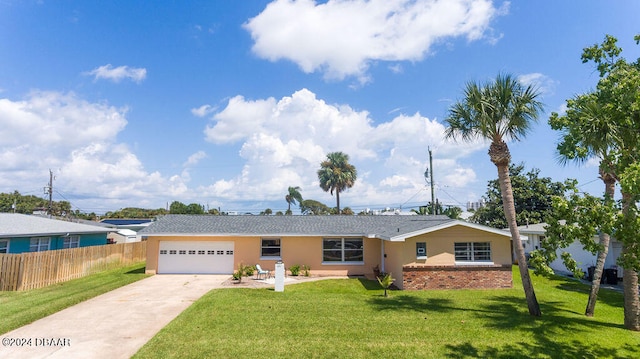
[0,274,228,359]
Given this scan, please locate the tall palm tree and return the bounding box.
[549,93,617,317]
[445,73,543,317]
[317,152,357,214]
[285,186,303,215]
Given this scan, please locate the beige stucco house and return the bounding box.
[139,214,515,290]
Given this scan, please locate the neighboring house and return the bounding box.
[107,229,139,244]
[100,219,152,243]
[0,213,112,253]
[100,218,153,232]
[140,215,517,290]
[517,222,623,278]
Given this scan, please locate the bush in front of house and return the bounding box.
[289,264,301,276]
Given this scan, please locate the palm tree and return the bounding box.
[317,152,357,214]
[549,93,617,317]
[445,73,543,317]
[377,272,395,298]
[285,186,303,215]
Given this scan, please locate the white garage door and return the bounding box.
[158,241,234,274]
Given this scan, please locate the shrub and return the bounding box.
[244,265,255,277]
[302,265,311,277]
[233,263,249,282]
[232,271,242,281]
[289,264,301,276]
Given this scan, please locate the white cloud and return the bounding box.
[191,104,216,117]
[201,88,485,209]
[245,0,508,82]
[517,72,557,97]
[0,91,187,212]
[85,64,147,83]
[184,151,207,167]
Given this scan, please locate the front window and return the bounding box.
[261,238,281,258]
[0,240,8,253]
[323,238,363,263]
[63,236,80,249]
[30,237,51,252]
[454,242,491,262]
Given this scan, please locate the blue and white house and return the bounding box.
[0,213,112,254]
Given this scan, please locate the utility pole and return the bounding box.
[424,148,436,215]
[429,148,435,215]
[44,169,53,218]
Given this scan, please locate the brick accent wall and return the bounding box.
[402,264,512,290]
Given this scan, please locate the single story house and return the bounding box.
[140,214,516,290]
[0,213,112,253]
[517,222,623,279]
[107,229,140,244]
[100,218,153,232]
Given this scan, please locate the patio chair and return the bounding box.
[255,264,271,279]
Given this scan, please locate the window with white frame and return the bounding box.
[63,235,80,249]
[454,242,491,262]
[322,238,363,263]
[416,242,427,259]
[0,240,8,253]
[261,238,281,258]
[30,237,51,252]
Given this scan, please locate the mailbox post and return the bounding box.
[275,261,285,292]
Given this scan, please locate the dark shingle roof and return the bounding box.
[139,214,457,240]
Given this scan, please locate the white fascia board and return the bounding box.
[386,220,521,242]
[142,232,374,238]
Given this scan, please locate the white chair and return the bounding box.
[255,264,270,279]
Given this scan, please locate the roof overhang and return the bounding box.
[385,220,526,242]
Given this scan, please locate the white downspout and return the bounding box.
[380,239,386,273]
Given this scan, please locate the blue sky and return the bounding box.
[1,0,639,215]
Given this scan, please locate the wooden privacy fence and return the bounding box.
[0,241,146,291]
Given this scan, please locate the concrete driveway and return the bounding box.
[0,274,228,359]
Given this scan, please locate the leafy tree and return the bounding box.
[410,202,461,218]
[299,199,330,215]
[541,34,640,330]
[317,152,357,214]
[285,186,303,215]
[443,206,463,220]
[548,48,620,318]
[0,191,48,214]
[103,207,167,218]
[341,207,354,215]
[169,201,188,214]
[186,203,205,214]
[445,73,544,317]
[470,164,569,228]
[411,202,442,215]
[411,206,430,216]
[584,34,640,330]
[261,208,273,215]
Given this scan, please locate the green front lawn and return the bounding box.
[134,268,639,359]
[0,262,148,335]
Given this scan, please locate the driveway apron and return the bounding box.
[0,274,227,359]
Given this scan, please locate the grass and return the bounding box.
[0,262,148,335]
[134,267,640,359]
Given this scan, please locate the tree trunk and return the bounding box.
[492,146,541,316]
[621,191,640,331]
[622,251,640,331]
[336,190,341,215]
[585,172,616,317]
